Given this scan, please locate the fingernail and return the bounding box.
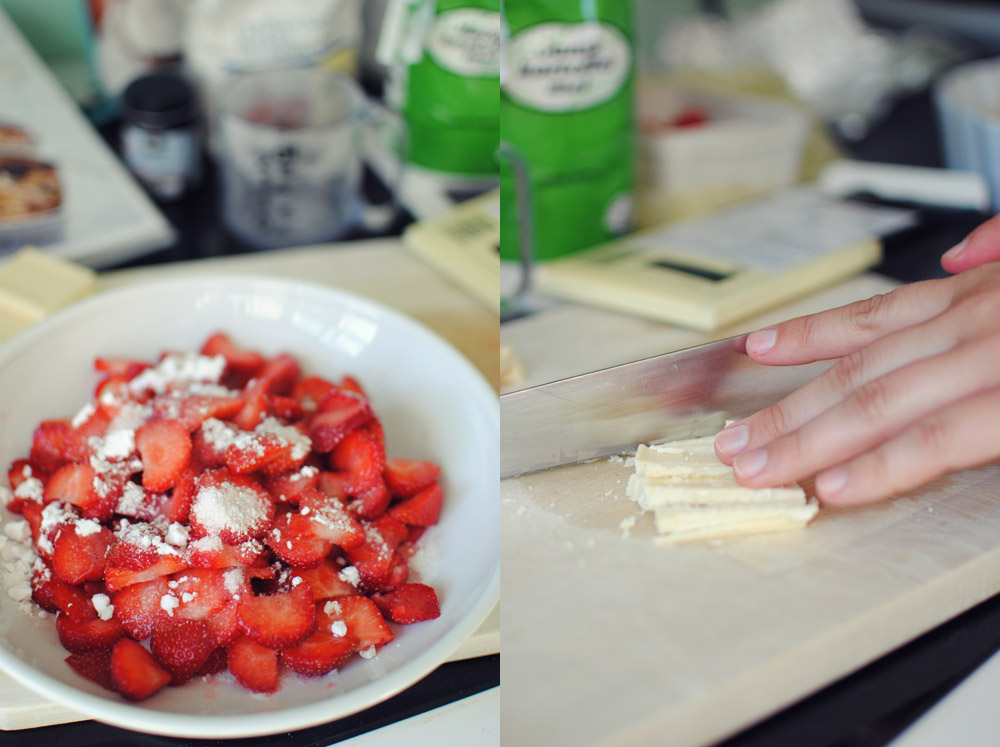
[942,238,967,260]
[746,328,777,356]
[816,466,847,497]
[715,423,749,456]
[734,448,767,479]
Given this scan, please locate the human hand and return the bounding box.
[713,261,1000,506]
[941,212,1000,273]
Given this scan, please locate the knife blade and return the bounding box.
[500,335,832,478]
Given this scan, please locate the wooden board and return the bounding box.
[0,240,500,730]
[500,274,1000,746]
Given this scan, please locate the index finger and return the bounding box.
[744,276,956,366]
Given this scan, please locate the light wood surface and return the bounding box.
[500,274,1000,746]
[0,240,500,731]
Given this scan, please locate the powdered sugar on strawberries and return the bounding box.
[92,593,114,621]
[330,620,348,637]
[74,519,103,537]
[257,418,311,460]
[115,519,182,557]
[115,481,146,516]
[201,418,264,457]
[129,353,226,396]
[13,476,43,504]
[190,482,269,538]
[160,593,180,616]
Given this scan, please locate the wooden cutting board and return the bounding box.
[500,273,1000,746]
[0,240,500,730]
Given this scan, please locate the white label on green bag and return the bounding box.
[427,9,502,77]
[504,22,630,112]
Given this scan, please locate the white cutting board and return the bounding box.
[501,273,1000,746]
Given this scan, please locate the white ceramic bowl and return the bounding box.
[0,275,499,738]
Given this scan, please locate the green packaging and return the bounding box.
[500,0,636,262]
[386,0,501,179]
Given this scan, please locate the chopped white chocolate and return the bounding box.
[626,431,818,543]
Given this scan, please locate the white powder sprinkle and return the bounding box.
[3,520,30,543]
[160,594,179,616]
[223,568,245,596]
[130,353,226,395]
[330,620,348,637]
[116,482,147,516]
[74,519,103,537]
[256,417,311,460]
[71,402,96,428]
[91,593,114,621]
[13,477,44,504]
[191,482,269,537]
[323,600,342,616]
[338,566,360,587]
[359,646,377,660]
[164,522,190,548]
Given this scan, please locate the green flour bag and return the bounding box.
[383,0,501,184]
[500,0,636,262]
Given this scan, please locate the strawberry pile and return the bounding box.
[4,333,443,701]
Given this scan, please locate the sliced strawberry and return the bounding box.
[111,577,170,640]
[329,429,384,496]
[189,469,274,544]
[227,635,279,693]
[200,333,266,378]
[135,419,192,492]
[233,387,269,431]
[338,374,366,400]
[104,555,189,592]
[94,373,130,402]
[266,510,333,568]
[192,428,227,468]
[255,354,301,397]
[52,582,98,621]
[195,646,228,677]
[44,463,97,509]
[110,638,171,701]
[267,395,304,421]
[294,559,360,601]
[348,479,391,520]
[94,357,151,378]
[372,514,409,549]
[308,391,372,453]
[107,522,172,570]
[20,501,44,550]
[224,431,294,475]
[299,489,366,550]
[175,395,242,432]
[206,601,242,647]
[345,527,404,593]
[66,649,115,691]
[237,582,316,649]
[30,564,62,613]
[281,630,358,676]
[51,522,114,585]
[56,611,125,653]
[7,459,33,491]
[383,458,441,498]
[172,568,248,622]
[29,420,89,474]
[388,481,443,527]
[188,536,268,569]
[322,595,393,650]
[164,460,199,524]
[371,583,441,624]
[291,376,336,413]
[263,466,319,504]
[316,471,349,502]
[364,418,385,449]
[150,618,217,684]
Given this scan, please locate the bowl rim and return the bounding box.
[0,273,500,738]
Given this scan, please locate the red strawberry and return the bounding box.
[233,387,269,430]
[104,555,189,592]
[44,464,97,510]
[94,357,150,378]
[29,421,89,474]
[205,602,242,646]
[171,568,248,622]
[188,537,268,569]
[51,581,98,621]
[281,630,358,676]
[316,471,349,501]
[329,429,384,495]
[72,403,116,440]
[56,611,125,654]
[372,514,409,549]
[291,376,336,412]
[388,482,443,527]
[30,564,63,613]
[7,459,33,490]
[293,559,360,601]
[254,354,301,397]
[299,489,366,550]
[66,649,115,691]
[111,577,170,640]
[164,461,199,524]
[136,419,192,492]
[383,458,441,498]
[348,479,391,520]
[236,582,316,649]
[266,510,333,568]
[263,466,319,504]
[188,469,274,544]
[267,395,304,421]
[345,528,406,593]
[51,523,114,585]
[308,391,372,453]
[322,595,393,650]
[107,523,173,570]
[20,501,44,551]
[174,395,243,431]
[150,618,217,683]
[371,583,441,624]
[192,428,227,468]
[110,638,171,701]
[200,333,266,378]
[226,635,279,693]
[195,647,228,677]
[339,376,368,400]
[224,431,295,475]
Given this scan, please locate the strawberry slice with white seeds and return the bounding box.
[135,419,192,492]
[110,638,171,701]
